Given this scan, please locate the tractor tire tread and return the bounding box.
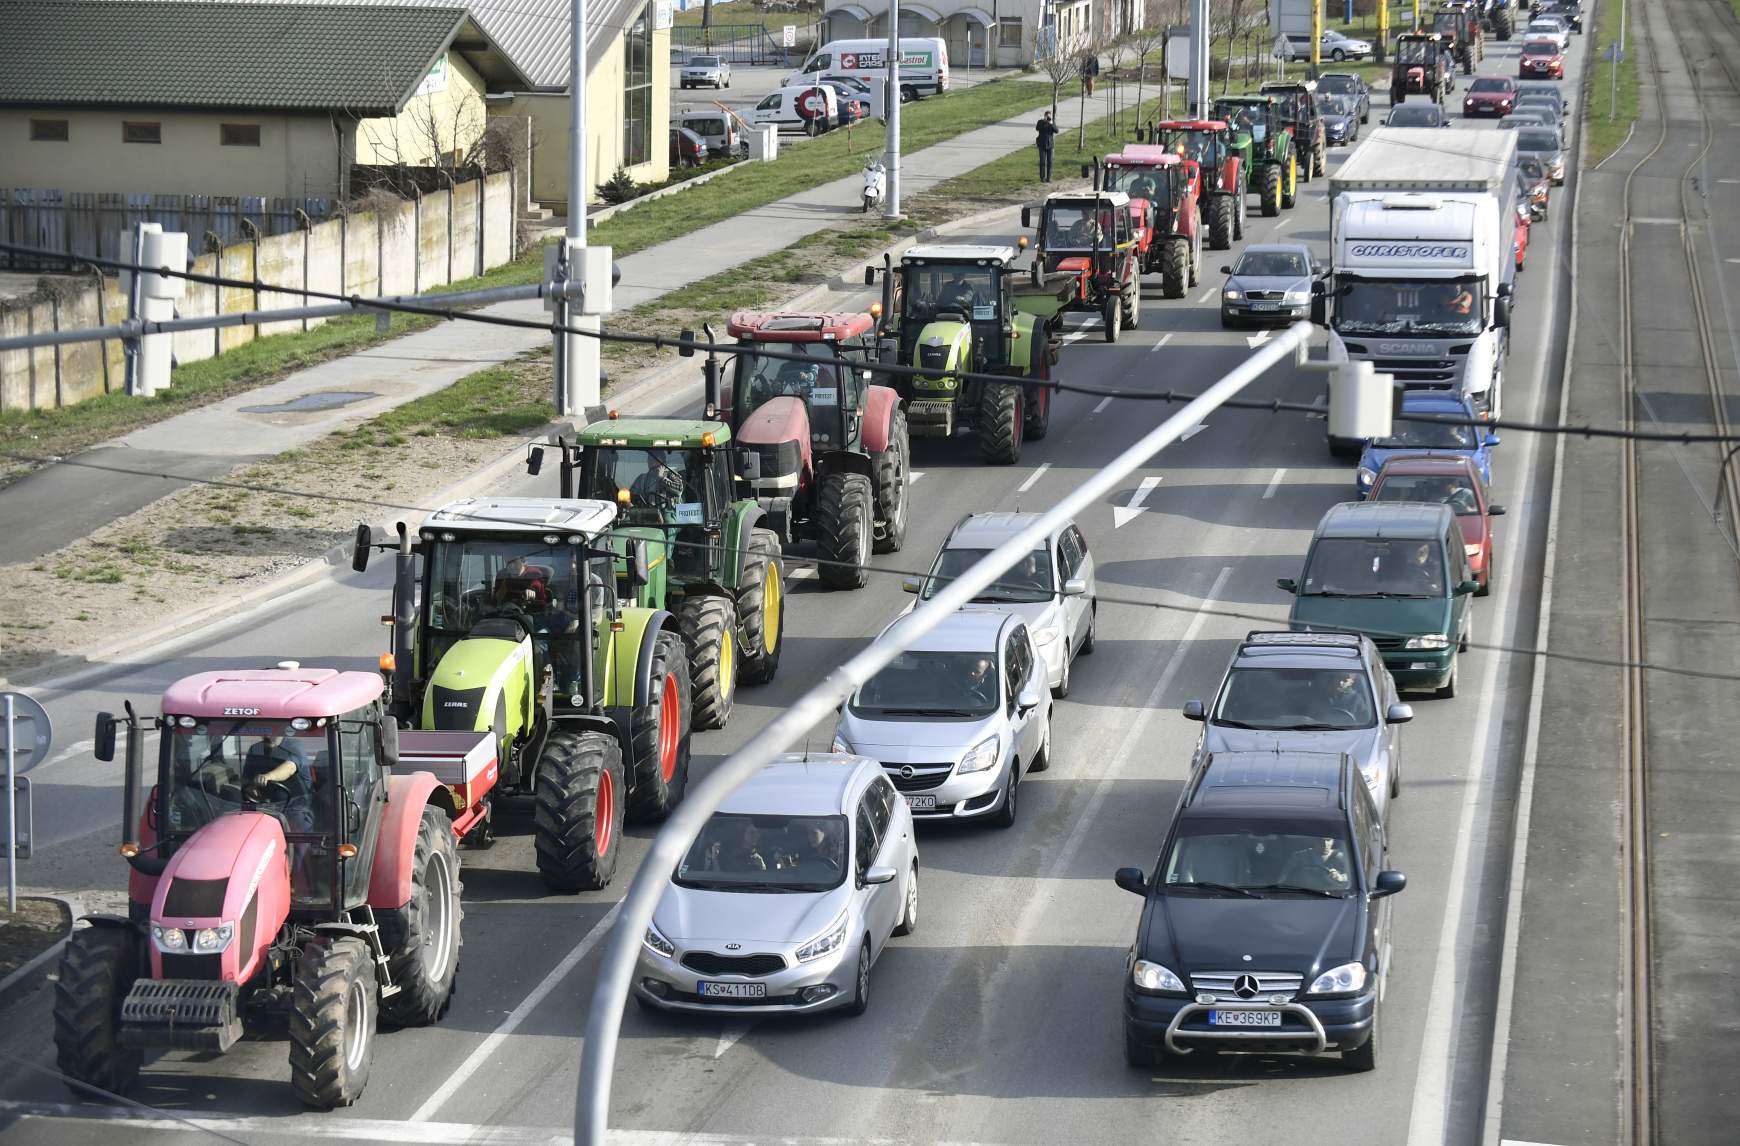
[872,406,910,554]
[977,382,1023,464]
[678,595,737,731]
[534,729,626,890]
[1209,195,1235,250]
[288,936,376,1109]
[52,926,142,1096]
[1161,237,1189,299]
[627,631,693,821]
[816,473,874,588]
[736,529,784,684]
[377,805,462,1027]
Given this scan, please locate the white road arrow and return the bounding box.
[1113,476,1162,528]
[1179,423,1209,441]
[1245,330,1272,349]
[715,1022,756,1058]
[909,470,925,483]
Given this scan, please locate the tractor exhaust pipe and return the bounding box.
[702,322,723,419]
[392,523,416,721]
[878,253,894,334]
[557,436,576,499]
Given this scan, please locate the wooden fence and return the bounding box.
[0,189,334,272]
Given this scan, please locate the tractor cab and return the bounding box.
[1213,96,1281,147]
[1032,192,1133,269]
[892,247,1020,371]
[1394,32,1455,96]
[1102,148,1191,217]
[724,312,876,457]
[1153,119,1231,171]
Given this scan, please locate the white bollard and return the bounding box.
[137,228,188,398]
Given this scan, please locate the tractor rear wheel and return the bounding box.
[1233,181,1247,237]
[1160,237,1189,299]
[872,405,910,554]
[533,729,625,890]
[1261,166,1282,217]
[378,805,462,1028]
[679,595,737,731]
[1188,225,1202,285]
[53,925,142,1097]
[289,936,377,1109]
[978,381,1024,464]
[1314,143,1326,181]
[1123,276,1142,329]
[1495,11,1512,40]
[816,472,874,588]
[1024,357,1053,441]
[628,630,692,820]
[1208,194,1235,250]
[736,529,784,684]
[1282,156,1298,209]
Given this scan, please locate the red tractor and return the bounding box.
[1392,33,1455,104]
[1096,148,1203,298]
[1148,120,1247,248]
[704,311,909,588]
[54,664,488,1107]
[1023,189,1143,341]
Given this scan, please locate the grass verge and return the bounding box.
[1586,0,1638,164]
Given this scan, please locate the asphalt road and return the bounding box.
[0,34,1586,1146]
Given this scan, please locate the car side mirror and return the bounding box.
[1018,684,1043,712]
[94,712,117,762]
[1371,870,1408,899]
[736,448,761,480]
[1114,866,1149,895]
[624,539,651,587]
[1276,577,1298,593]
[1182,699,1206,721]
[1455,579,1481,596]
[1494,297,1512,328]
[1485,432,1503,446]
[379,719,399,769]
[901,576,921,594]
[351,523,372,573]
[1385,702,1414,725]
[1489,503,1507,516]
[1020,206,1032,229]
[1311,293,1328,327]
[1061,577,1088,597]
[864,865,898,886]
[1220,265,1233,275]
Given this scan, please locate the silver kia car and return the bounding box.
[635,754,917,1016]
[833,610,1051,827]
[902,512,1096,697]
[1181,631,1413,814]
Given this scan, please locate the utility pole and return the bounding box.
[551,0,611,421]
[1186,0,1210,116]
[1311,0,1322,76]
[884,0,902,219]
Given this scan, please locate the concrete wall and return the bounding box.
[0,171,516,412]
[354,52,491,168]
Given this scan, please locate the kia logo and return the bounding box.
[725,943,741,950]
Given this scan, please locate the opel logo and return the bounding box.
[1234,974,1262,999]
[725,943,741,950]
[900,765,915,779]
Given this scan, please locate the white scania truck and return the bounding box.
[1316,127,1520,454]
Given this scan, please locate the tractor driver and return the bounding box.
[629,448,689,508]
[242,733,315,829]
[936,271,980,312]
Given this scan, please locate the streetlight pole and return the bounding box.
[885,0,902,219]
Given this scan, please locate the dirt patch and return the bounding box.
[0,897,72,983]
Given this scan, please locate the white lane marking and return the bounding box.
[1017,462,1052,493]
[715,1021,756,1058]
[1179,423,1209,441]
[1718,178,1740,184]
[1149,332,1176,354]
[410,902,621,1122]
[1061,330,1091,347]
[787,566,818,580]
[909,470,925,483]
[1245,330,1272,348]
[1499,1141,1572,1146]
[1273,215,1293,229]
[1112,475,1162,528]
[1262,467,1288,498]
[31,738,93,773]
[1726,258,1740,264]
[1195,286,1217,303]
[1313,393,1326,407]
[1091,396,1113,414]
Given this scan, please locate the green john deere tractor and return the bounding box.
[354,496,692,893]
[1212,95,1298,217]
[530,417,786,732]
[865,245,1063,465]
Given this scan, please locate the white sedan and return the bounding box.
[1523,18,1570,50]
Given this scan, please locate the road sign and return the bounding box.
[1273,33,1292,61]
[8,777,29,862]
[0,693,51,772]
[783,24,796,48]
[1603,41,1625,62]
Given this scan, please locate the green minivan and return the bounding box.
[1278,502,1478,699]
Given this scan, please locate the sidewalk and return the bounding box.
[0,78,1110,567]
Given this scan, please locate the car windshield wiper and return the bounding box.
[1167,881,1260,899]
[1302,589,1386,598]
[1211,718,1271,730]
[1288,722,1363,731]
[1242,883,1349,898]
[867,706,979,717]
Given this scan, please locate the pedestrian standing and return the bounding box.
[1082,52,1100,96]
[1035,110,1057,182]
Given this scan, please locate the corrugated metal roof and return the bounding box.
[0,1,487,114]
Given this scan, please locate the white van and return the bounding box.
[747,83,840,135]
[787,37,950,101]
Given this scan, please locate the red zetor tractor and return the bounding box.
[706,311,909,589]
[55,664,487,1108]
[1150,119,1247,248]
[1024,189,1142,341]
[1097,148,1204,298]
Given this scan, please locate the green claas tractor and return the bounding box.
[353,496,692,893]
[527,417,786,731]
[865,246,1063,466]
[1213,95,1297,216]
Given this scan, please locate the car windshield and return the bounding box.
[1470,78,1512,93]
[1520,156,1547,181]
[579,445,708,523]
[901,264,999,321]
[1236,249,1308,277]
[1317,75,1357,94]
[685,118,726,140]
[1314,94,1346,115]
[689,55,720,66]
[1102,165,1175,209]
[677,813,848,892]
[1300,537,1447,597]
[1522,41,1559,56]
[1528,22,1561,33]
[1517,129,1561,152]
[923,546,1052,602]
[1163,819,1357,896]
[1215,667,1377,729]
[1043,202,1117,250]
[851,650,1001,717]
[1388,106,1442,125]
[1336,276,1485,336]
[1374,409,1477,448]
[1372,471,1483,516]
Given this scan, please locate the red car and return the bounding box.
[1519,40,1565,79]
[1367,455,1506,594]
[1462,75,1517,117]
[1514,201,1532,271]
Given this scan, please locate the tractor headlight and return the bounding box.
[151,924,188,952]
[193,924,235,953]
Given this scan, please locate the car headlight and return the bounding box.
[1356,466,1376,488]
[1284,290,1309,303]
[1131,960,1187,993]
[1308,961,1369,995]
[796,912,849,962]
[1223,289,1242,300]
[958,735,1001,775]
[151,924,187,952]
[643,925,676,958]
[193,923,235,953]
[1465,543,1482,558]
[1031,623,1063,647]
[1404,634,1450,649]
[831,733,851,754]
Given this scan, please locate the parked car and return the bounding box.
[1220,243,1319,328]
[817,78,875,126]
[1523,17,1570,50]
[832,610,1051,827]
[1283,30,1375,61]
[1115,750,1406,1070]
[1316,93,1361,146]
[748,84,840,135]
[1182,630,1412,810]
[676,109,748,159]
[1386,102,1449,127]
[904,512,1096,697]
[1367,454,1507,595]
[1462,75,1517,117]
[1316,72,1372,123]
[669,126,707,169]
[633,753,916,1016]
[1279,501,1480,698]
[1519,39,1565,79]
[1514,124,1567,183]
[680,54,731,89]
[1356,391,1499,498]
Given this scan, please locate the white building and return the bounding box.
[819,1,1135,69]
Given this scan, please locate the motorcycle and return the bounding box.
[861,159,886,214]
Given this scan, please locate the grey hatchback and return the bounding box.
[1221,243,1319,327]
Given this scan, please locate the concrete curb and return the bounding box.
[0,895,82,1012]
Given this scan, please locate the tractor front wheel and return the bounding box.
[1233,181,1248,237]
[817,472,874,587]
[1282,156,1298,209]
[378,805,462,1028]
[1260,166,1281,216]
[736,528,784,684]
[679,595,737,731]
[872,405,910,554]
[978,381,1024,464]
[289,936,377,1109]
[534,729,627,890]
[1208,194,1235,250]
[1123,276,1142,329]
[53,925,142,1097]
[627,631,693,820]
[1101,291,1122,343]
[1160,236,1189,299]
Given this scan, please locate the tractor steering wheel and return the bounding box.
[244,779,295,806]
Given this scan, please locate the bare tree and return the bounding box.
[1032,28,1084,121]
[1103,37,1130,135]
[1131,7,1173,133]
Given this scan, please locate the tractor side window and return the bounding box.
[338,714,378,828]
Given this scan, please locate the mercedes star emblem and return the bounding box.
[1234,974,1262,999]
